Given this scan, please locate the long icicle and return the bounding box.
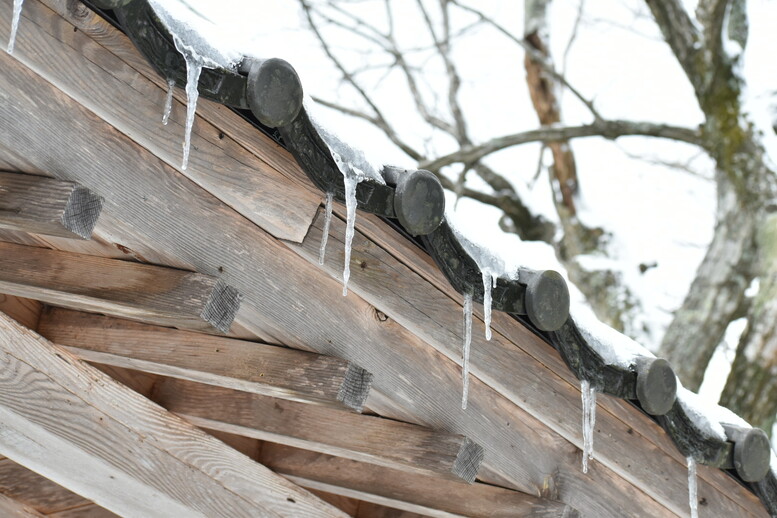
[481,269,496,340]
[162,78,176,125]
[342,176,359,295]
[319,192,334,265]
[461,292,473,409]
[181,55,202,170]
[581,379,596,473]
[7,0,24,54]
[687,456,698,518]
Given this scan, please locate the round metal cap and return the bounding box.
[393,170,445,236]
[246,58,303,128]
[635,358,677,416]
[734,427,771,482]
[525,270,570,332]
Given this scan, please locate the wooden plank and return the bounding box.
[20,0,728,505]
[294,208,767,517]
[261,444,579,518]
[0,311,346,518]
[38,308,372,412]
[42,0,316,200]
[0,458,89,514]
[0,294,42,330]
[0,171,102,239]
[339,211,768,517]
[355,503,426,518]
[9,0,319,243]
[0,25,717,517]
[0,494,46,518]
[152,377,483,483]
[0,241,241,334]
[48,505,118,518]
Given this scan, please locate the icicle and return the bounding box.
[180,54,202,170]
[162,78,176,125]
[169,34,205,171]
[7,0,24,54]
[461,292,473,410]
[319,192,333,265]
[342,174,359,296]
[581,380,597,473]
[687,456,698,518]
[481,269,494,341]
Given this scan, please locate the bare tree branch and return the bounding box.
[419,120,703,172]
[644,0,702,90]
[300,0,424,162]
[451,0,603,121]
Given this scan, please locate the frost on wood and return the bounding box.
[581,379,596,473]
[7,0,24,54]
[148,0,238,170]
[573,308,655,368]
[162,78,176,126]
[319,192,333,265]
[461,292,473,410]
[687,456,698,518]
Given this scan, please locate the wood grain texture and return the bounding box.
[38,307,372,411]
[0,458,90,514]
[0,494,46,518]
[342,212,763,516]
[0,39,677,518]
[0,295,42,330]
[0,172,102,239]
[0,241,240,333]
[48,505,119,518]
[0,311,346,518]
[153,377,483,483]
[261,444,578,518]
[295,207,766,518]
[9,0,319,243]
[0,7,762,516]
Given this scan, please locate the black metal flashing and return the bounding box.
[77,2,777,513]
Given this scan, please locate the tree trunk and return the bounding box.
[523,0,636,332]
[659,175,756,390]
[719,213,777,432]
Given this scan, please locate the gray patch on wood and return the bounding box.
[62,185,103,239]
[201,280,242,333]
[451,437,484,483]
[337,363,373,412]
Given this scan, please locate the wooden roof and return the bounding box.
[0,0,774,516]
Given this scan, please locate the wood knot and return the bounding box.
[373,308,389,322]
[359,261,368,270]
[66,0,89,20]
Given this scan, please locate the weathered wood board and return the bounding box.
[8,0,320,243]
[0,241,240,333]
[38,307,373,411]
[0,311,345,518]
[153,376,483,483]
[0,171,102,239]
[261,443,579,518]
[0,3,766,516]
